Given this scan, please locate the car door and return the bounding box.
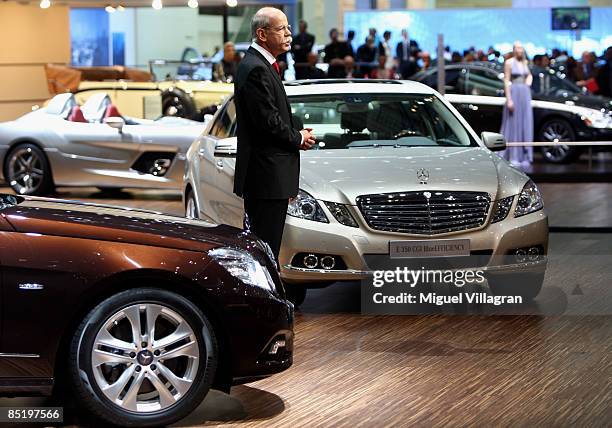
[197,99,243,228]
[0,210,12,360]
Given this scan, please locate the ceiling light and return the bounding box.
[117,5,125,12]
[40,0,51,9]
[105,5,116,13]
[188,0,198,8]
[152,0,162,10]
[226,0,237,7]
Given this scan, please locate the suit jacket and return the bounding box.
[233,46,302,199]
[395,39,419,63]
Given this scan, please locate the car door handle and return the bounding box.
[460,103,479,111]
[216,160,224,169]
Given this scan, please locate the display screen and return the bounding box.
[552,7,591,30]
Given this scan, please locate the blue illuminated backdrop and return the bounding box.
[344,7,612,58]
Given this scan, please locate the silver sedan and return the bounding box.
[183,81,548,304]
[0,92,206,195]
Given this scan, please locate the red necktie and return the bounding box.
[272,61,280,76]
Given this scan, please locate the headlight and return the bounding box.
[287,189,328,223]
[581,109,612,129]
[324,201,358,227]
[491,196,514,223]
[514,180,543,217]
[208,247,275,292]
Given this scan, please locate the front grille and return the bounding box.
[356,191,491,235]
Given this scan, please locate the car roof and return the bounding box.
[284,79,436,96]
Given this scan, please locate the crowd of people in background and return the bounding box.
[209,19,612,99]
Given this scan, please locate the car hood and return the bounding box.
[300,146,527,203]
[2,197,254,253]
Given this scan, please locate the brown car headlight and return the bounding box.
[491,196,514,223]
[514,180,544,217]
[209,248,275,292]
[324,202,358,227]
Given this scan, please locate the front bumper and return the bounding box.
[279,207,548,284]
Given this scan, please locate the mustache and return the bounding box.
[285,36,293,44]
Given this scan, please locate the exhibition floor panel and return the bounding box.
[0,184,609,426]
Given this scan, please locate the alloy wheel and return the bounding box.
[7,147,45,195]
[89,303,200,413]
[540,121,574,163]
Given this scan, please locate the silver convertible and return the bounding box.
[183,80,548,305]
[0,93,205,195]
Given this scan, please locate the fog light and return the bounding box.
[528,246,540,261]
[303,254,318,269]
[268,339,286,355]
[320,256,336,270]
[515,248,528,263]
[150,158,171,176]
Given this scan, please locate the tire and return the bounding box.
[487,272,545,300]
[4,143,54,196]
[538,118,580,164]
[69,288,217,427]
[285,285,307,307]
[97,187,124,194]
[185,190,198,219]
[162,90,196,120]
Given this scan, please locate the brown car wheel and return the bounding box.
[69,288,217,427]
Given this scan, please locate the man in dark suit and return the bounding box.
[396,29,420,79]
[291,20,315,80]
[324,28,351,78]
[233,7,316,261]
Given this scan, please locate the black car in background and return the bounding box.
[413,62,612,163]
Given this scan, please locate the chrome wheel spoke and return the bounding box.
[148,369,177,407]
[161,339,198,360]
[12,171,27,182]
[153,321,192,350]
[95,328,136,353]
[145,304,162,342]
[123,305,143,344]
[92,349,134,367]
[102,364,136,402]
[157,362,193,396]
[121,370,146,411]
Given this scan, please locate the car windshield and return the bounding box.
[289,93,478,149]
[531,67,582,96]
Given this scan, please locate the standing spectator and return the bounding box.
[443,46,452,62]
[419,51,432,71]
[303,52,326,79]
[371,55,394,79]
[324,28,350,78]
[451,51,463,63]
[346,30,356,58]
[357,36,377,77]
[395,29,420,78]
[500,41,533,169]
[573,51,597,86]
[214,41,237,82]
[595,46,612,97]
[291,20,315,80]
[378,31,394,71]
[533,54,550,69]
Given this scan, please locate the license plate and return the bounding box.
[389,239,471,258]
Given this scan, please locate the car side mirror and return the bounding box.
[104,117,125,133]
[214,138,237,157]
[481,132,506,151]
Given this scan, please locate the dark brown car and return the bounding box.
[0,194,293,427]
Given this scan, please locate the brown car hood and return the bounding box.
[2,196,250,253]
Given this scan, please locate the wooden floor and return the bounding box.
[0,183,610,427]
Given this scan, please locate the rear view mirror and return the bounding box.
[481,132,506,151]
[104,117,125,133]
[214,138,237,157]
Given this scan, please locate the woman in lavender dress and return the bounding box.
[500,41,533,168]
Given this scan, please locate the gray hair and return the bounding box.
[251,9,272,42]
